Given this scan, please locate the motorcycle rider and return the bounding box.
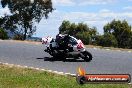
[55,34,63,49]
[55,34,70,51]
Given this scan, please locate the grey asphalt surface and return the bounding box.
[0,40,132,76]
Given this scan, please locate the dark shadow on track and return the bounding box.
[36,57,86,62]
[63,59,85,62]
[36,57,62,62]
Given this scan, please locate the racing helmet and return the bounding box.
[56,34,64,39]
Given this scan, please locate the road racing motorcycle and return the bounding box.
[42,35,92,62]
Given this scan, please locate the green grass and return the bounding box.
[0,64,130,88]
[85,45,132,52]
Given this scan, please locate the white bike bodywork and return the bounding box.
[42,35,92,62]
[42,36,85,51]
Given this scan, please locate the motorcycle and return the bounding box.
[42,35,92,62]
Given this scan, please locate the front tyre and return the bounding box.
[82,51,92,62]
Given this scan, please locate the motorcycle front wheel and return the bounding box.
[81,51,92,62]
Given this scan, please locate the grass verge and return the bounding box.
[0,64,130,88]
[85,45,132,52]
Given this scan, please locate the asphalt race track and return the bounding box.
[0,40,132,77]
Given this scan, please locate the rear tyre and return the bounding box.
[82,51,92,62]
